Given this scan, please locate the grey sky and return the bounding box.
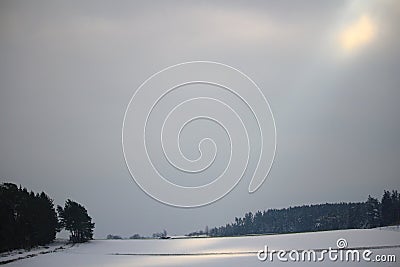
[1,0,399,238]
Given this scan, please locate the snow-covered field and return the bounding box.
[0,240,71,265]
[2,228,399,266]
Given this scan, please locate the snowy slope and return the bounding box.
[2,228,399,266]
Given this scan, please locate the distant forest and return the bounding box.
[188,190,400,237]
[0,183,95,252]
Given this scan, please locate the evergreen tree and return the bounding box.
[0,183,59,252]
[381,190,393,226]
[205,190,399,237]
[365,195,380,228]
[390,190,400,225]
[0,183,19,251]
[58,199,95,243]
[33,192,59,245]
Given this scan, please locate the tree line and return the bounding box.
[106,230,169,240]
[0,183,95,252]
[189,190,399,237]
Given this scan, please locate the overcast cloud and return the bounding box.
[1,0,399,238]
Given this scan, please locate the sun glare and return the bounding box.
[339,15,376,52]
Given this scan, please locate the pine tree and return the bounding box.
[34,192,59,245]
[0,183,59,251]
[391,190,400,225]
[381,190,393,226]
[58,199,95,243]
[366,195,380,228]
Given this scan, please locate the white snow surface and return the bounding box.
[2,228,399,266]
